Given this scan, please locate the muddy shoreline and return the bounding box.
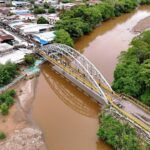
[133,15,150,32]
[0,76,47,150]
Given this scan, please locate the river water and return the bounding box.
[32,6,150,150]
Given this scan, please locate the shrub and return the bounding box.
[0,62,18,87]
[1,103,9,115]
[48,7,55,13]
[24,54,36,66]
[0,132,6,140]
[7,89,16,97]
[34,7,46,14]
[44,2,49,9]
[54,29,74,47]
[5,96,14,107]
[97,114,138,150]
[37,16,49,24]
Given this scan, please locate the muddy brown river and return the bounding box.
[32,6,150,150]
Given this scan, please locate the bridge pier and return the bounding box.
[52,65,107,106]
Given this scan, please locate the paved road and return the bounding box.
[113,98,150,126]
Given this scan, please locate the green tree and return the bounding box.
[0,132,6,140]
[54,29,74,47]
[62,0,70,3]
[37,16,49,24]
[112,30,150,106]
[97,114,139,150]
[0,62,18,87]
[44,2,49,9]
[5,96,14,107]
[34,7,46,14]
[24,54,36,66]
[1,103,9,115]
[48,6,55,13]
[7,89,16,97]
[55,18,87,39]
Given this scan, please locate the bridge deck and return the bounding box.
[37,48,150,133]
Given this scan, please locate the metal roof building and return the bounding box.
[33,31,55,45]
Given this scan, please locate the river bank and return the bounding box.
[1,5,150,150]
[30,5,150,150]
[0,78,47,150]
[133,15,150,32]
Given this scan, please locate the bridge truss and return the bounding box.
[40,43,112,104]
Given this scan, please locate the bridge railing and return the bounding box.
[37,47,150,133]
[98,81,150,114]
[106,95,150,133]
[37,49,100,93]
[121,94,150,114]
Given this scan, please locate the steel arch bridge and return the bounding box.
[36,43,150,133]
[38,43,113,105]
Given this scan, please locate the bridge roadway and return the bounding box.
[36,44,150,134]
[0,21,149,135]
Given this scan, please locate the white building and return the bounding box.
[0,48,32,64]
[32,31,55,45]
[0,43,13,55]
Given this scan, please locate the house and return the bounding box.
[0,29,14,45]
[0,43,14,56]
[17,14,35,21]
[32,31,55,45]
[0,48,32,64]
[12,1,30,7]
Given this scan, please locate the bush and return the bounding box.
[34,7,46,14]
[1,103,9,115]
[37,16,49,24]
[5,96,14,107]
[62,0,70,3]
[7,89,16,97]
[0,132,6,140]
[44,2,49,9]
[48,6,55,13]
[54,29,74,47]
[0,90,16,104]
[112,30,150,106]
[97,114,139,150]
[24,54,36,66]
[0,62,18,87]
[55,0,142,44]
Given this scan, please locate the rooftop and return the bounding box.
[33,31,55,45]
[0,48,32,64]
[0,30,14,42]
[0,43,13,53]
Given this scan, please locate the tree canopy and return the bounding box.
[0,62,18,87]
[37,16,49,24]
[112,30,150,106]
[48,6,55,13]
[24,54,36,66]
[97,114,149,150]
[54,29,74,47]
[34,7,46,14]
[54,0,150,44]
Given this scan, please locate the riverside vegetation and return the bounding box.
[0,89,16,140]
[0,62,18,87]
[54,0,150,106]
[112,30,150,106]
[54,0,150,46]
[97,114,150,150]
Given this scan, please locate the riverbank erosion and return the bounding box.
[133,16,150,32]
[0,78,47,150]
